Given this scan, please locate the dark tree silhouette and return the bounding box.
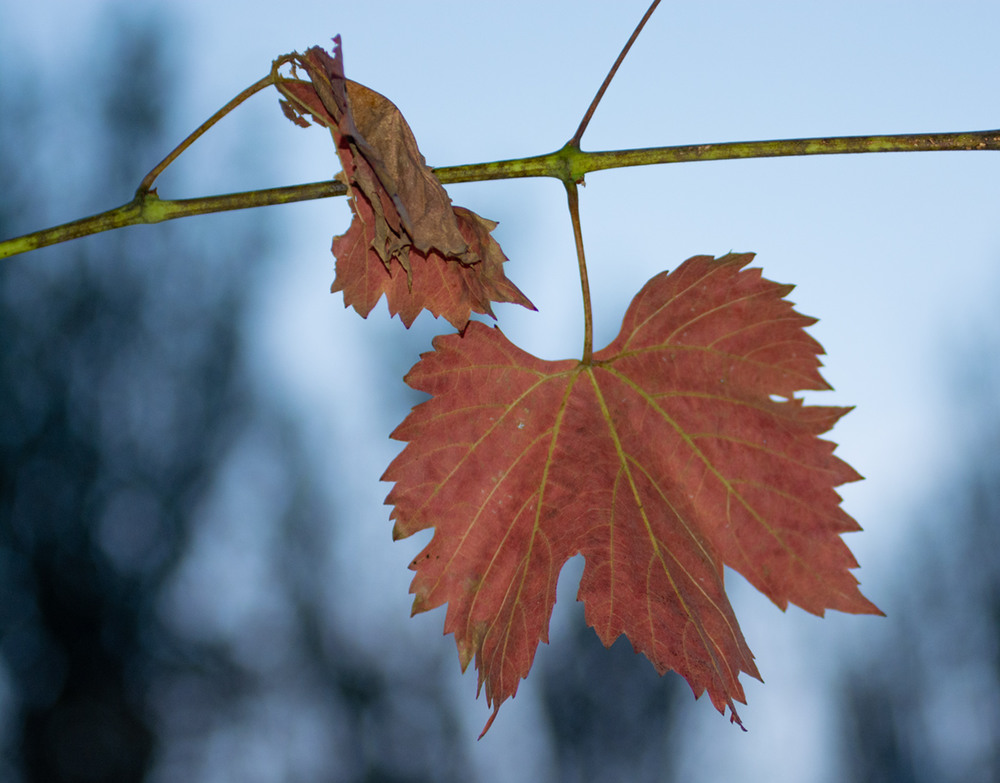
[838,365,1000,782]
[0,13,473,783]
[0,17,262,783]
[539,580,684,783]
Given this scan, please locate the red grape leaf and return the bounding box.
[384,253,881,735]
[275,37,534,328]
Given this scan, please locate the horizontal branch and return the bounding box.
[583,128,1000,173]
[436,128,1000,184]
[2,129,997,259]
[0,181,346,259]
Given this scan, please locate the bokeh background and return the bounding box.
[2,1,999,781]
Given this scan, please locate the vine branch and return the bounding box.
[2,129,998,260]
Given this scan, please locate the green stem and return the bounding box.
[578,130,1000,172]
[437,129,1000,186]
[3,128,998,259]
[0,181,346,258]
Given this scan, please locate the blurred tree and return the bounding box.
[0,11,472,783]
[540,615,684,783]
[837,367,1000,781]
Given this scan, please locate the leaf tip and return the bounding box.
[478,705,501,740]
[854,592,885,617]
[410,592,429,616]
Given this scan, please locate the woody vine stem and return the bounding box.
[5,129,998,262]
[1,1,998,342]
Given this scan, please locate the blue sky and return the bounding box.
[3,1,1000,780]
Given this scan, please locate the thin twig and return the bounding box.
[137,73,276,194]
[568,0,662,148]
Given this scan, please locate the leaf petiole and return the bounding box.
[564,181,593,364]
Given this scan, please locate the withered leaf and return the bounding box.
[275,37,533,328]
